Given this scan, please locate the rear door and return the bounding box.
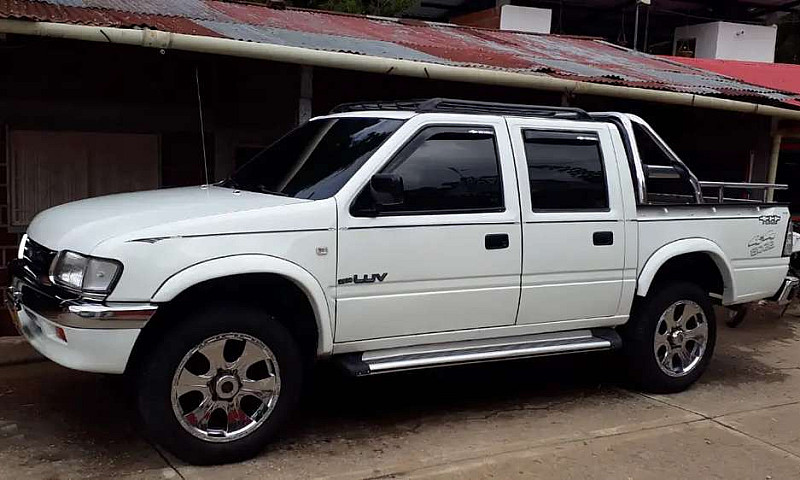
[506,117,627,325]
[334,115,522,342]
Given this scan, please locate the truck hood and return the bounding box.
[27,186,309,252]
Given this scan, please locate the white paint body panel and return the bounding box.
[28,185,309,252]
[506,118,629,325]
[335,114,522,342]
[636,206,790,304]
[19,110,791,373]
[16,305,139,374]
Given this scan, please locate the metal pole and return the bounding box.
[633,2,640,51]
[767,133,783,202]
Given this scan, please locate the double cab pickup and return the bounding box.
[7,99,796,464]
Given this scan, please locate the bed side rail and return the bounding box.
[698,181,788,203]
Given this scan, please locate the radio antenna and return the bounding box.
[195,66,210,186]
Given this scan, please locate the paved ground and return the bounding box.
[2,306,800,479]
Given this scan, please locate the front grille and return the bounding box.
[22,239,58,279]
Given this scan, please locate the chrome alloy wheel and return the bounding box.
[171,333,281,443]
[653,300,709,377]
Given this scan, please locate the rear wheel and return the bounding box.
[136,305,303,465]
[621,282,716,393]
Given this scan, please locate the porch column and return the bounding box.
[767,132,783,202]
[298,65,313,125]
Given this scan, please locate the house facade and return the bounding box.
[1,1,799,334]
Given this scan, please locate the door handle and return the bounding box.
[485,233,510,250]
[593,231,614,246]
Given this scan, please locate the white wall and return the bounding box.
[715,22,777,62]
[674,22,720,59]
[673,21,777,63]
[500,5,551,34]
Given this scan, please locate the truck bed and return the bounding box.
[637,203,791,304]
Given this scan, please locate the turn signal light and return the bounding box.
[55,327,67,343]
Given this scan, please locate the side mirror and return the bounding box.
[370,173,404,208]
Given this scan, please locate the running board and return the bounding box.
[336,328,622,376]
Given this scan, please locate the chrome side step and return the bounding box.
[336,328,621,376]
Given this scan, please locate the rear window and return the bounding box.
[632,122,696,203]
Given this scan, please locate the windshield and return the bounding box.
[224,117,404,199]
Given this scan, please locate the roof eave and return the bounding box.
[2,18,799,120]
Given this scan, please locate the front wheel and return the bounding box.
[621,282,717,393]
[135,305,303,465]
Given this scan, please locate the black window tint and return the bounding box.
[524,131,608,210]
[381,127,503,214]
[227,118,403,200]
[632,123,695,202]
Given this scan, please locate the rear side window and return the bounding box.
[368,126,504,215]
[523,131,609,210]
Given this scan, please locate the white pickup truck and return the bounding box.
[6,99,797,464]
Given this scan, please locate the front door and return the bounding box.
[335,116,522,342]
[506,118,627,325]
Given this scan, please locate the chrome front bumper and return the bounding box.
[4,260,158,374]
[5,280,157,330]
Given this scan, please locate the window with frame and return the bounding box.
[523,130,609,210]
[357,126,504,215]
[631,122,696,203]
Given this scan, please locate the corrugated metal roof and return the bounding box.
[669,57,800,97]
[2,0,799,107]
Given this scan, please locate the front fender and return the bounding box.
[637,238,736,303]
[151,254,333,356]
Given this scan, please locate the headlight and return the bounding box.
[51,251,122,294]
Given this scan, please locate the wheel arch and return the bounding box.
[149,254,334,356]
[637,238,735,303]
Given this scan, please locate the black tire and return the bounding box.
[135,304,303,465]
[620,282,717,394]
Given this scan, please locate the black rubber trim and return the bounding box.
[334,353,371,376]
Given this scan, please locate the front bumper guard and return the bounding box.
[5,276,157,331]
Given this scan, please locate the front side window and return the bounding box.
[357,126,504,215]
[226,117,403,200]
[523,130,609,210]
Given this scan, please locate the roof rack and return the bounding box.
[331,98,593,120]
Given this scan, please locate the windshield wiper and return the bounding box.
[221,177,239,189]
[221,179,289,197]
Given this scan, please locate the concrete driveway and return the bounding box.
[1,306,800,480]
